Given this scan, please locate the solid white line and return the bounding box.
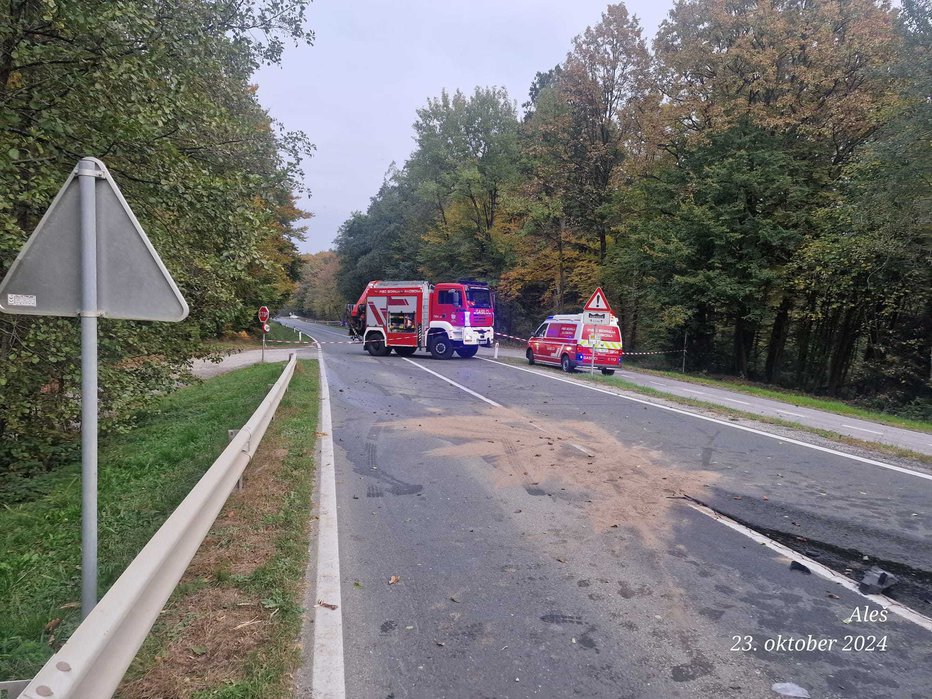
[682,388,708,395]
[842,424,884,436]
[401,358,502,407]
[687,501,932,633]
[479,359,932,483]
[777,409,806,418]
[311,345,346,699]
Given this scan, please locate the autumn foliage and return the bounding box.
[332,0,930,415]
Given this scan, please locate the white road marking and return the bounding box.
[682,388,708,395]
[529,422,547,432]
[480,359,932,483]
[687,501,932,633]
[842,424,884,436]
[718,397,752,406]
[311,341,346,698]
[777,409,805,418]
[570,443,594,457]
[401,358,502,407]
[294,321,349,339]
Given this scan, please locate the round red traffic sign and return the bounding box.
[258,306,270,323]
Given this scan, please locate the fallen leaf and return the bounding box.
[826,593,840,599]
[389,575,400,585]
[43,618,61,634]
[317,600,338,610]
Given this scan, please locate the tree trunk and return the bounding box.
[765,297,792,384]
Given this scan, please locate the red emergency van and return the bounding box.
[526,313,623,374]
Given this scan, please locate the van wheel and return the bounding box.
[561,354,576,373]
[455,345,478,358]
[394,346,417,357]
[429,335,455,360]
[365,335,390,356]
[526,348,535,365]
[601,368,615,376]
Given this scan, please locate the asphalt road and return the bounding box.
[285,320,932,699]
[482,343,932,457]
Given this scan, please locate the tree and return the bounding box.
[408,86,520,279]
[0,0,314,480]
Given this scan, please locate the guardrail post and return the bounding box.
[494,342,499,359]
[228,429,242,490]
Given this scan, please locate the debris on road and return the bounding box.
[860,566,897,594]
[316,600,338,610]
[389,575,401,585]
[772,682,811,698]
[789,561,811,575]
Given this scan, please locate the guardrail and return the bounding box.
[10,353,298,699]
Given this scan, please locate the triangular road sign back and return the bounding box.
[0,158,188,321]
[583,287,612,313]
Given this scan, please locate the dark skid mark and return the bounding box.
[687,494,932,615]
[380,620,397,634]
[700,446,714,467]
[577,625,600,652]
[525,486,547,496]
[617,581,652,599]
[367,484,384,498]
[671,652,714,682]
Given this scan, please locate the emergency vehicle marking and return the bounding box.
[367,301,386,326]
[387,296,417,312]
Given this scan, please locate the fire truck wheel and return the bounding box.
[561,354,576,373]
[526,348,535,365]
[429,335,455,360]
[601,368,615,376]
[455,345,478,358]
[365,336,390,356]
[394,346,417,356]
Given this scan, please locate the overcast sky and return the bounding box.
[253,0,676,254]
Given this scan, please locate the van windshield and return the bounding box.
[466,288,492,308]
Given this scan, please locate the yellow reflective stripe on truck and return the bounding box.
[578,340,623,350]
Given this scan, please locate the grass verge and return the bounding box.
[0,360,299,683]
[206,322,311,354]
[118,359,319,698]
[495,357,932,467]
[623,365,931,433]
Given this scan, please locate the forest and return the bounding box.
[299,0,930,417]
[0,0,314,480]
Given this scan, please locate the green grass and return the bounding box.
[0,361,293,681]
[625,366,931,433]
[121,360,319,698]
[206,321,310,354]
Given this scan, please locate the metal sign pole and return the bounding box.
[78,158,99,618]
[262,332,266,363]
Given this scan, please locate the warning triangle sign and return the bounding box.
[0,158,188,321]
[583,287,612,313]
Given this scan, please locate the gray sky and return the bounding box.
[253,0,675,254]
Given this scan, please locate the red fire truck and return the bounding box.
[346,280,494,359]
